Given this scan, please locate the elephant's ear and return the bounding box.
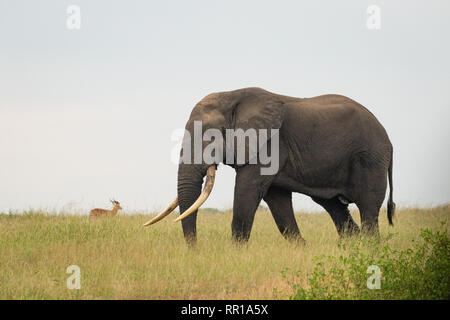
[227,89,285,165]
[232,91,285,133]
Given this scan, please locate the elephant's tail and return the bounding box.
[387,150,396,226]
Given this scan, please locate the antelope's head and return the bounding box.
[110,199,122,210]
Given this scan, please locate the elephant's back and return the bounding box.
[283,94,392,155]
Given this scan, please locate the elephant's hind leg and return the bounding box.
[353,164,388,236]
[263,186,304,242]
[312,197,360,237]
[354,192,385,236]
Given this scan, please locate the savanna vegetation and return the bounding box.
[0,205,448,299]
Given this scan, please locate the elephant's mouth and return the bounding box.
[143,165,216,226]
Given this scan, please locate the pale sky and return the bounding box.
[1,1,449,213]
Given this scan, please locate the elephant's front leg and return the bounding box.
[232,165,275,242]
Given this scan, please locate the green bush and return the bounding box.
[287,225,450,300]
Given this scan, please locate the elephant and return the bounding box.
[144,87,395,245]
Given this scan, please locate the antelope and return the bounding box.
[90,199,122,217]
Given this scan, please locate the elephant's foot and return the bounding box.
[288,235,306,246]
[360,222,380,238]
[231,230,252,244]
[183,234,197,247]
[337,221,361,238]
[280,230,306,245]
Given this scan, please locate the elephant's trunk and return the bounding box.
[142,163,215,242]
[142,120,217,244]
[176,165,215,222]
[177,163,211,244]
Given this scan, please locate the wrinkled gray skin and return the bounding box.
[178,87,395,244]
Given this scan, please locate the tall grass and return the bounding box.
[0,206,448,299]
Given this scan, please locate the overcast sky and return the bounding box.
[0,0,449,214]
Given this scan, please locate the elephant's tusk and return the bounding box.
[175,165,216,222]
[143,197,179,226]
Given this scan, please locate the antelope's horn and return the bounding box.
[143,197,179,226]
[174,165,216,222]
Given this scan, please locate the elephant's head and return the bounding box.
[144,87,285,243]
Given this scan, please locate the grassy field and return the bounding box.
[0,206,448,299]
